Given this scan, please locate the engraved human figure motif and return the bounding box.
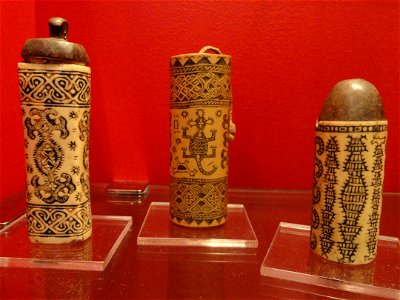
[182,109,217,175]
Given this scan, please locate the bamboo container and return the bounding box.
[310,79,387,264]
[18,17,92,243]
[169,46,233,227]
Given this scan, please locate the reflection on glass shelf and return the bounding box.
[261,222,399,299]
[0,215,132,271]
[137,202,258,248]
[107,180,149,197]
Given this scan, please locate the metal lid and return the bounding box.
[21,17,90,65]
[319,79,386,121]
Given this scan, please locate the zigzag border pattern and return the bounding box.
[170,55,231,68]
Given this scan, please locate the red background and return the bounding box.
[1,1,399,202]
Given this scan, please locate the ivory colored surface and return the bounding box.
[18,63,92,244]
[310,120,387,264]
[169,50,232,227]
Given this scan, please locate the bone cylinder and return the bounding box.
[169,46,232,227]
[18,18,92,243]
[310,79,387,264]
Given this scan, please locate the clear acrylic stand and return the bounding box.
[137,202,258,248]
[0,215,132,271]
[260,222,399,299]
[107,180,149,196]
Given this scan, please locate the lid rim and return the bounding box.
[21,39,90,65]
[20,18,90,65]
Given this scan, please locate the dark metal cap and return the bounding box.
[21,17,90,65]
[319,79,386,121]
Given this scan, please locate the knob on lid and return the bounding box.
[319,79,386,121]
[21,17,90,65]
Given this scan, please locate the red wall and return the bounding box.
[1,1,399,201]
[1,1,36,201]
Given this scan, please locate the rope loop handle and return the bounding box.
[199,46,221,54]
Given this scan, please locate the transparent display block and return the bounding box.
[137,202,258,248]
[261,222,399,299]
[0,215,132,271]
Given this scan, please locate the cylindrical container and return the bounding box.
[310,79,387,264]
[18,17,92,243]
[169,46,232,227]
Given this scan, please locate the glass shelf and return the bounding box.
[137,202,258,248]
[0,215,132,271]
[261,222,399,299]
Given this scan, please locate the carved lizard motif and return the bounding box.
[181,109,217,175]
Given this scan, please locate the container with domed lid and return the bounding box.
[310,79,387,264]
[18,17,92,244]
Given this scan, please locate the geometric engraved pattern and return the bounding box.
[310,136,323,255]
[170,53,231,227]
[338,135,368,263]
[171,72,231,103]
[311,120,387,264]
[310,136,324,247]
[320,136,339,257]
[365,136,386,260]
[316,124,387,133]
[19,69,91,107]
[170,55,231,110]
[221,113,230,169]
[169,177,228,226]
[26,201,92,237]
[19,63,92,243]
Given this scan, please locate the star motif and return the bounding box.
[176,138,181,145]
[75,192,83,202]
[181,110,189,119]
[69,111,79,119]
[71,166,80,175]
[68,141,77,151]
[216,109,222,118]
